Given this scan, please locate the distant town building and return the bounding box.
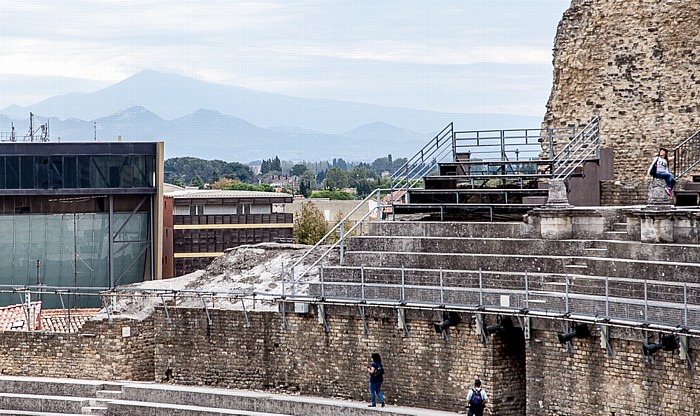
[162,188,293,277]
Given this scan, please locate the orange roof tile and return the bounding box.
[0,302,42,331]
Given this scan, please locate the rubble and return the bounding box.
[95,242,335,321]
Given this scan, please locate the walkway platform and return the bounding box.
[0,376,462,416]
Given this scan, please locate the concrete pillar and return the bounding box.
[647,178,674,208]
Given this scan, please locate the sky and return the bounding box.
[0,1,571,117]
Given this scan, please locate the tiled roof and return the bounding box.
[0,302,42,331]
[165,189,292,199]
[40,308,101,333]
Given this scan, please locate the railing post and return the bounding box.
[524,271,529,309]
[361,265,365,302]
[644,279,648,322]
[479,269,483,305]
[439,267,444,306]
[605,275,609,318]
[684,283,688,327]
[401,266,405,304]
[376,190,382,222]
[320,265,325,299]
[281,263,286,298]
[451,123,457,161]
[339,222,345,263]
[565,273,569,314]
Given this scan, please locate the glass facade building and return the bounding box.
[0,142,162,308]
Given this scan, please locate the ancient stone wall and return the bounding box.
[0,318,154,381]
[543,0,700,181]
[526,321,699,415]
[152,306,526,415]
[600,179,649,205]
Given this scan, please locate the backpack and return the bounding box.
[375,365,385,378]
[649,159,657,177]
[469,388,484,409]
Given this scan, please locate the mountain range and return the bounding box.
[0,70,542,162]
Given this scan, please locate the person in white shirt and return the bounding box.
[466,379,488,416]
[648,147,677,195]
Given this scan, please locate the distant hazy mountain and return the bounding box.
[1,70,540,135]
[0,109,438,162]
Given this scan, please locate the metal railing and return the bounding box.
[283,188,391,292]
[452,126,576,166]
[672,128,700,179]
[390,123,454,191]
[299,266,700,335]
[552,116,600,180]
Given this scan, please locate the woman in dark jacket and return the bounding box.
[367,353,385,407]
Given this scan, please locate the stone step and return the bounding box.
[603,231,629,241]
[345,235,699,262]
[118,382,458,416]
[0,392,91,414]
[96,400,293,416]
[96,389,123,400]
[339,251,700,282]
[612,222,627,232]
[0,411,86,416]
[564,264,588,269]
[81,406,108,415]
[0,376,109,398]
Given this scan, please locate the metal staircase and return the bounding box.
[388,117,601,220]
[671,128,700,206]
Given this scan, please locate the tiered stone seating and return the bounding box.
[0,376,454,416]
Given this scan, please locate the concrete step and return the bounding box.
[118,382,458,416]
[96,390,123,399]
[603,231,629,241]
[0,376,109,398]
[103,400,293,416]
[81,406,108,415]
[339,250,700,283]
[0,392,91,414]
[0,411,86,416]
[612,222,627,232]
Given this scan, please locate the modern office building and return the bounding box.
[163,188,293,277]
[0,142,164,307]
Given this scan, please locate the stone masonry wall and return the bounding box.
[153,306,526,415]
[600,179,649,205]
[527,321,700,415]
[543,0,700,180]
[0,318,154,381]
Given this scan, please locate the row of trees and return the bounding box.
[164,154,410,198]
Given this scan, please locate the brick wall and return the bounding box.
[526,321,699,415]
[601,180,649,206]
[153,306,526,414]
[543,0,700,181]
[0,318,154,381]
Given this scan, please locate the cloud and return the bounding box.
[0,0,570,115]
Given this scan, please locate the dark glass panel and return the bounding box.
[20,157,34,189]
[63,156,77,188]
[35,156,49,189]
[6,157,19,189]
[49,156,63,189]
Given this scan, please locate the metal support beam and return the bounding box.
[201,297,212,326]
[600,324,614,358]
[359,306,369,335]
[109,195,114,288]
[317,304,329,332]
[241,299,250,327]
[160,295,172,324]
[397,308,409,337]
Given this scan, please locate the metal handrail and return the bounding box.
[284,188,390,291]
[390,123,454,191]
[552,117,600,180]
[672,128,700,179]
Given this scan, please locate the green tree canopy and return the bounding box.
[293,202,328,245]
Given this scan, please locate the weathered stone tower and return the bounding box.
[543,0,700,183]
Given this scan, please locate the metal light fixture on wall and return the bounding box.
[642,334,678,356]
[558,323,590,344]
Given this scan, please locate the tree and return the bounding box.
[309,190,354,200]
[293,202,328,245]
[189,176,204,188]
[324,167,348,191]
[290,163,309,177]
